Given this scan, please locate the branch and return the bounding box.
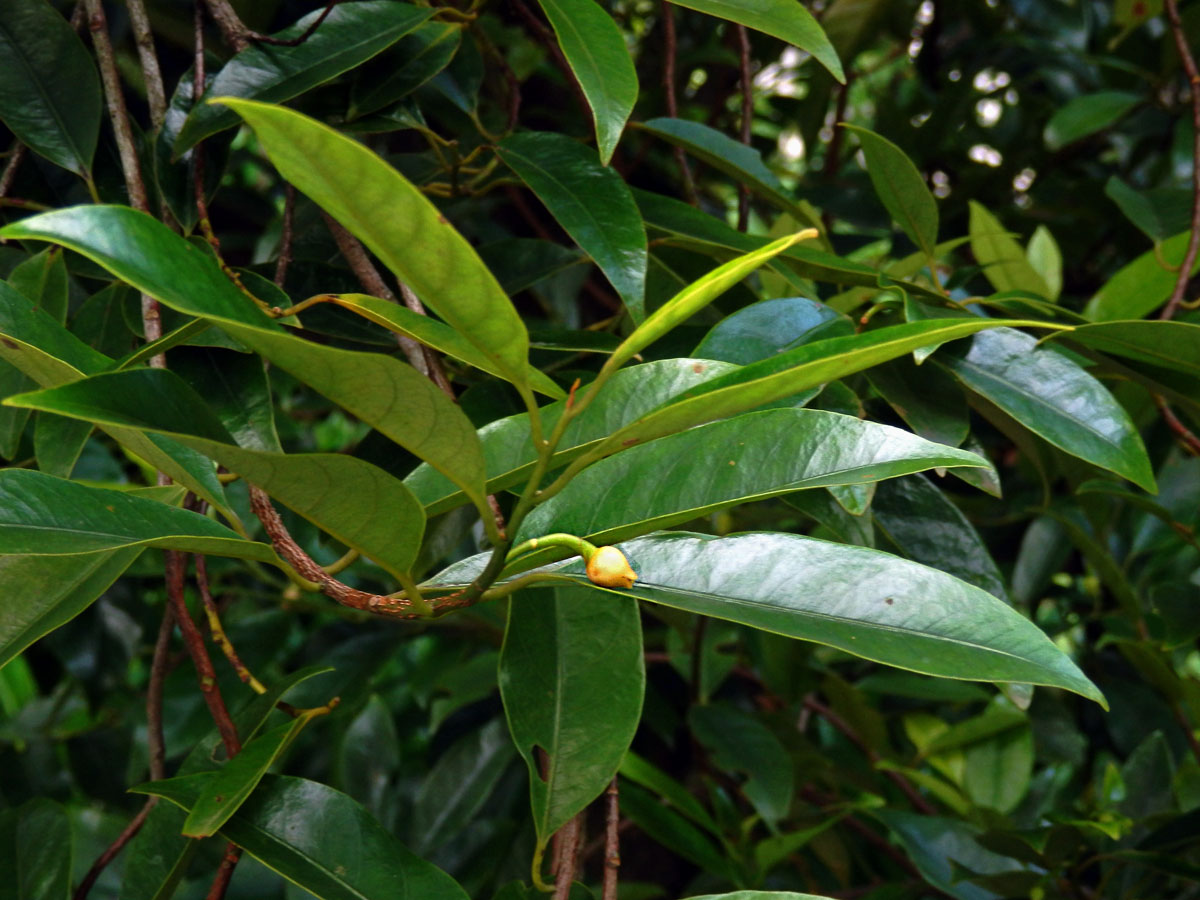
[602,777,620,900]
[660,1,698,205]
[1155,394,1200,456]
[1160,0,1200,321]
[123,0,167,131]
[735,24,752,232]
[551,813,583,900]
[274,185,296,288]
[72,798,156,900]
[206,844,242,900]
[147,603,174,781]
[200,0,250,52]
[0,142,26,199]
[196,554,266,693]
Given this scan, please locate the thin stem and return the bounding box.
[602,777,620,900]
[1160,0,1200,321]
[146,603,174,781]
[123,0,167,131]
[274,185,296,288]
[195,555,267,694]
[201,0,251,52]
[205,844,242,900]
[661,1,698,205]
[0,142,27,199]
[252,1,341,46]
[72,798,156,900]
[551,813,582,900]
[735,24,752,232]
[322,547,359,575]
[1155,394,1200,456]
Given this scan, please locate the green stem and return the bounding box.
[506,533,597,564]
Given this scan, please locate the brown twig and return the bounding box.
[123,0,167,131]
[552,813,583,900]
[396,280,456,397]
[72,798,156,900]
[206,844,242,900]
[602,778,620,900]
[661,1,698,205]
[196,555,266,693]
[147,604,174,781]
[0,143,27,199]
[252,1,341,47]
[165,550,241,756]
[822,77,853,178]
[735,24,753,232]
[274,185,296,288]
[1154,394,1200,456]
[1160,0,1200,321]
[200,0,250,52]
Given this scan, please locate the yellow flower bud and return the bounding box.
[585,546,638,589]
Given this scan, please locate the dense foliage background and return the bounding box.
[0,0,1198,899]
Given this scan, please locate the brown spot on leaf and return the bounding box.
[884,597,894,605]
[0,338,17,350]
[437,214,449,225]
[692,363,705,373]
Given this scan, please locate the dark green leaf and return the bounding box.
[1104,177,1193,241]
[1043,91,1140,150]
[1059,320,1200,381]
[843,125,937,258]
[866,357,968,448]
[690,704,792,825]
[349,22,463,118]
[32,412,90,478]
[9,248,68,323]
[1083,230,1200,321]
[694,296,853,365]
[0,798,72,900]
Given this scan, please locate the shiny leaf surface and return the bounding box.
[693,297,853,365]
[843,125,937,259]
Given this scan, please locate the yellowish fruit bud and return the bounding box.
[586,546,638,589]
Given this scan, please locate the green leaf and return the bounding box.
[217,99,531,388]
[33,412,90,478]
[8,369,427,579]
[500,584,644,841]
[0,0,100,177]
[1083,230,1200,321]
[534,0,638,163]
[1026,225,1062,301]
[1043,91,1141,151]
[136,774,469,900]
[611,231,814,368]
[968,202,1051,298]
[184,715,313,838]
[934,328,1155,492]
[1055,319,1200,380]
[961,705,1033,814]
[0,360,32,461]
[872,475,1007,600]
[865,357,968,448]
[667,0,843,82]
[173,2,433,154]
[0,207,489,513]
[515,409,988,551]
[693,296,853,364]
[0,469,278,562]
[683,892,836,900]
[9,248,69,323]
[0,548,138,671]
[0,798,72,900]
[349,22,463,118]
[404,358,737,514]
[689,704,792,825]
[842,125,937,259]
[619,781,736,880]
[498,132,647,321]
[1104,176,1193,241]
[328,293,564,399]
[429,532,1105,705]
[619,752,721,836]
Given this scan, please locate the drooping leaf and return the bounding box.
[843,125,937,259]
[968,202,1051,298]
[0,0,100,177]
[135,774,469,900]
[534,0,638,163]
[217,100,531,388]
[1055,319,1200,380]
[498,132,647,320]
[1104,176,1193,241]
[500,584,644,842]
[934,327,1155,492]
[667,0,843,82]
[174,2,434,154]
[1043,91,1141,151]
[426,532,1105,704]
[1083,230,1200,321]
[693,296,853,364]
[8,370,427,579]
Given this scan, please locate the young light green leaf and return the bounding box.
[843,125,937,259]
[500,584,644,842]
[968,202,1051,298]
[1083,230,1200,321]
[498,132,647,321]
[425,532,1106,706]
[1026,225,1062,301]
[934,328,1155,492]
[534,0,638,163]
[174,2,434,154]
[214,99,530,386]
[668,0,843,82]
[0,0,100,177]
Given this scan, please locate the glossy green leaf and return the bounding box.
[934,327,1155,492]
[968,202,1051,298]
[961,706,1033,814]
[534,0,638,163]
[0,797,72,900]
[693,296,853,364]
[515,409,988,551]
[612,231,814,367]
[1043,91,1140,150]
[8,369,426,579]
[0,360,32,461]
[174,2,433,153]
[595,319,1054,460]
[218,100,530,387]
[328,293,564,398]
[784,488,874,547]
[136,774,469,900]
[404,358,737,514]
[500,584,644,841]
[0,549,139,671]
[690,704,792,825]
[668,0,842,81]
[0,207,488,512]
[0,0,100,177]
[349,22,463,118]
[1083,230,1200,321]
[1055,319,1200,381]
[184,715,312,838]
[32,412,90,478]
[865,357,968,448]
[843,125,937,259]
[1104,176,1192,241]
[0,469,277,562]
[429,532,1104,704]
[9,248,68,323]
[498,132,647,320]
[872,475,1007,600]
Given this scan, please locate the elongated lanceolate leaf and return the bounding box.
[7,369,427,579]
[935,328,1155,492]
[0,0,100,177]
[694,296,853,365]
[0,207,489,511]
[426,532,1105,705]
[0,469,277,562]
[0,798,73,900]
[1043,91,1140,151]
[1055,320,1200,385]
[498,132,647,320]
[968,202,1051,298]
[136,774,469,900]
[515,409,987,549]
[668,0,843,81]
[534,0,638,163]
[843,125,937,259]
[501,585,644,842]
[174,2,433,154]
[217,100,530,387]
